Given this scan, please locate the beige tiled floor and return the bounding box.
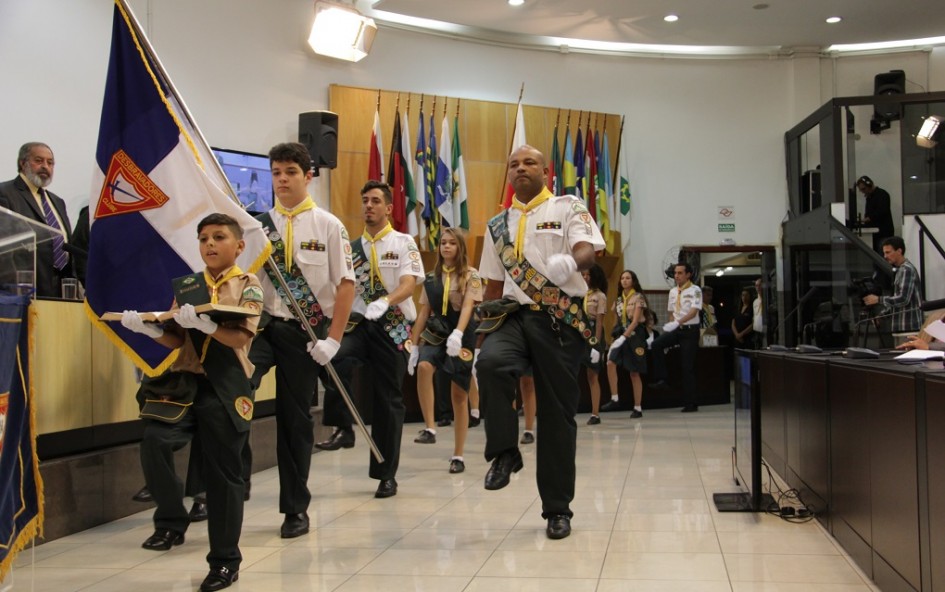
[8,405,881,591]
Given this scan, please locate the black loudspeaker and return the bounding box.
[298,111,338,173]
[873,70,905,121]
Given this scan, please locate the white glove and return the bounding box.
[174,303,218,335]
[590,348,600,364]
[646,332,655,347]
[365,298,389,321]
[446,329,463,357]
[407,346,420,375]
[662,321,679,333]
[609,335,626,353]
[307,337,340,366]
[120,310,164,338]
[545,253,578,286]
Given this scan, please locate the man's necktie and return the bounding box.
[39,188,67,270]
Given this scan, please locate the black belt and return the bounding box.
[678,324,699,330]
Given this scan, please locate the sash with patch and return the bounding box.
[189,329,255,432]
[350,238,411,349]
[487,211,594,343]
[257,212,327,337]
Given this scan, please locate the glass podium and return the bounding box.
[0,205,61,298]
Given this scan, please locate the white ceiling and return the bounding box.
[362,0,945,57]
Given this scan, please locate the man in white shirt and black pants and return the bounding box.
[648,263,702,412]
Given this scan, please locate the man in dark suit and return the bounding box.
[0,142,74,298]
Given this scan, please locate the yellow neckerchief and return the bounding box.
[363,222,394,290]
[274,195,315,272]
[198,264,244,362]
[442,265,456,315]
[674,281,693,314]
[620,288,636,325]
[583,288,600,314]
[204,265,245,303]
[510,187,554,261]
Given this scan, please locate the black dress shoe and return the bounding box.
[414,429,436,444]
[375,478,398,498]
[449,459,465,474]
[484,449,524,490]
[437,417,452,427]
[600,399,622,412]
[141,528,184,550]
[681,405,699,413]
[315,428,355,451]
[648,379,670,390]
[132,485,152,503]
[280,512,310,538]
[546,515,571,539]
[586,415,601,425]
[630,409,643,418]
[520,431,535,445]
[189,500,208,522]
[199,566,238,591]
[468,415,481,427]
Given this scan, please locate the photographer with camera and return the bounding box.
[862,236,923,334]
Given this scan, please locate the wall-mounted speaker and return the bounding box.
[873,70,905,121]
[298,111,338,174]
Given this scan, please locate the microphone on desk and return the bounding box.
[62,243,88,258]
[920,298,945,312]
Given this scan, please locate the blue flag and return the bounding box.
[86,1,270,375]
[0,294,43,579]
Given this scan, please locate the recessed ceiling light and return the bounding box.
[508,0,524,6]
[753,3,769,9]
[826,16,842,24]
[664,14,679,23]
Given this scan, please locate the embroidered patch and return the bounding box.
[300,240,325,252]
[235,396,254,421]
[470,276,482,289]
[408,251,421,261]
[579,212,593,225]
[242,285,264,303]
[635,346,645,356]
[536,221,562,230]
[571,200,590,214]
[340,227,350,241]
[541,287,560,305]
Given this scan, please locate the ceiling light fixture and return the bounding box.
[508,0,525,6]
[825,16,842,24]
[917,115,943,148]
[828,35,945,53]
[664,14,679,23]
[308,1,377,62]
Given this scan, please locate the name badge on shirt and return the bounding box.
[379,252,399,267]
[536,221,562,230]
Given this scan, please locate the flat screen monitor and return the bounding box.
[713,351,775,512]
[211,147,272,214]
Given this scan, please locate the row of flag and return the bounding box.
[369,101,469,250]
[372,99,634,253]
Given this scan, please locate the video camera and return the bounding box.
[851,275,883,302]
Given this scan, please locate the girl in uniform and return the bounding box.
[408,228,483,473]
[583,264,608,425]
[606,269,650,418]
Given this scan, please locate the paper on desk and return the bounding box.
[923,318,945,343]
[894,348,945,361]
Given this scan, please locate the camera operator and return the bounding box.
[862,236,923,334]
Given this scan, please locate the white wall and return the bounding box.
[1,0,944,287]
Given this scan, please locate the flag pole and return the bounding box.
[498,83,525,208]
[116,0,383,463]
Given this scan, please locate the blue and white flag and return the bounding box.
[86,0,270,375]
[434,115,453,227]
